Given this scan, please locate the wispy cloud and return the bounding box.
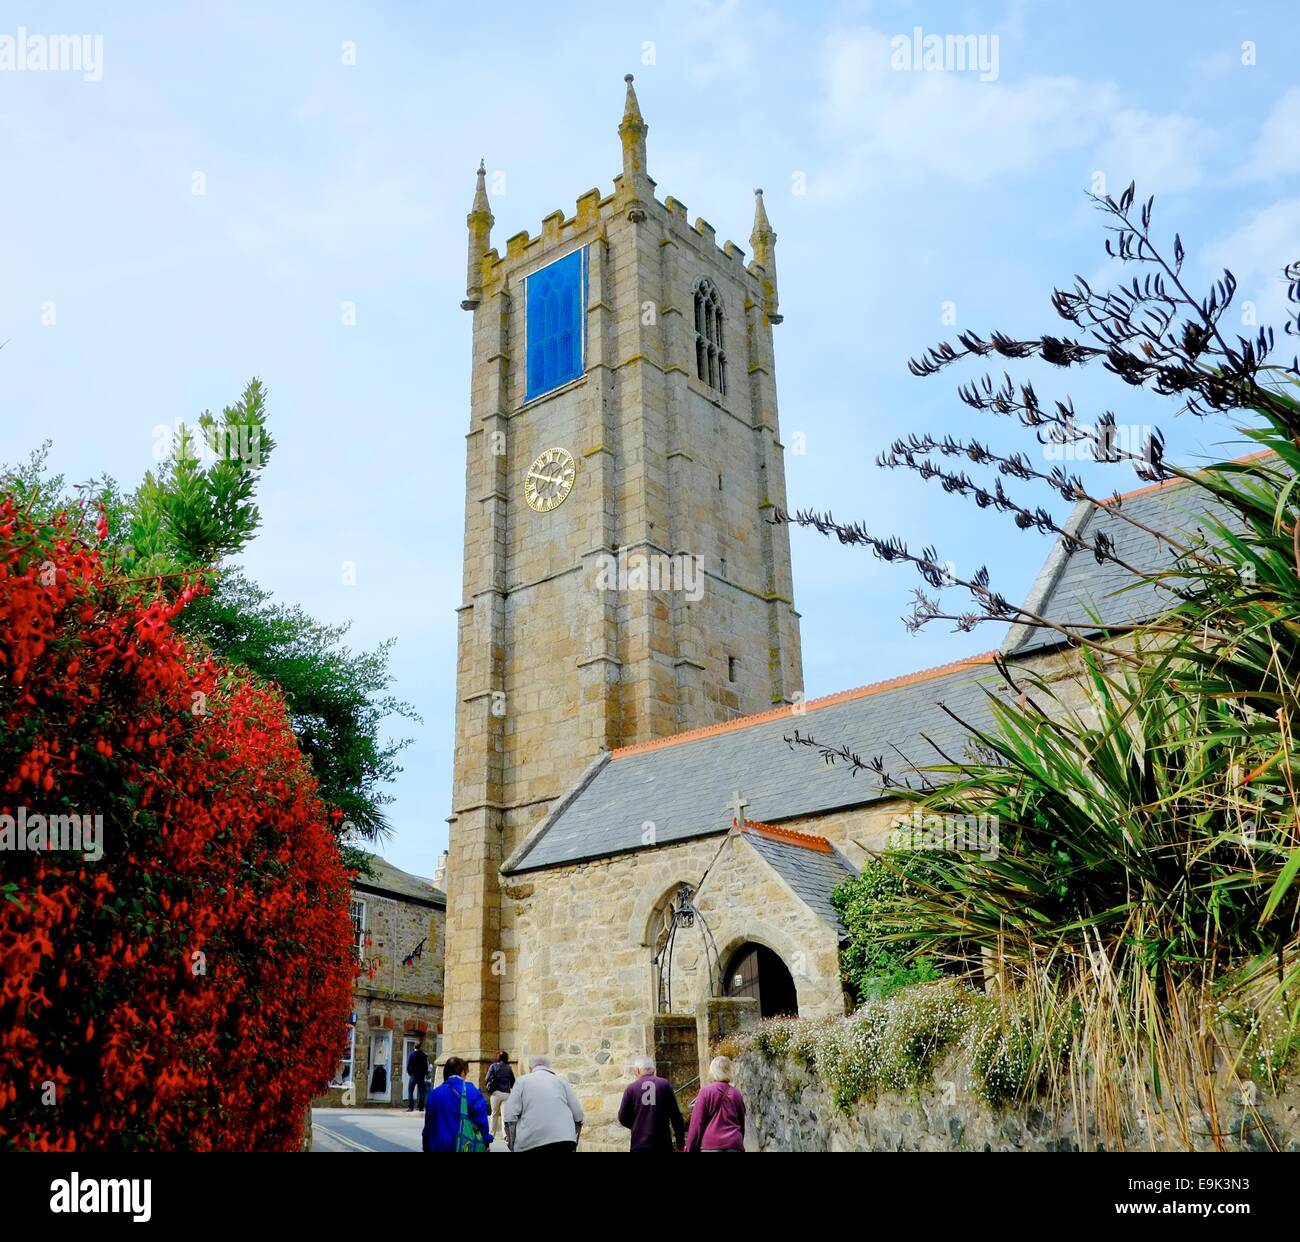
[1243,85,1300,180]
[1206,197,1300,327]
[817,27,1211,196]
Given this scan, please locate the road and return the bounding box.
[311,1107,509,1152]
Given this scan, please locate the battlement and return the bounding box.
[480,178,766,290]
[466,74,780,328]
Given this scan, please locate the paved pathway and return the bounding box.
[311,1107,508,1152]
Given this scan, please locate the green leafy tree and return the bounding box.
[831,854,943,1001]
[177,572,416,847]
[3,380,415,850]
[129,378,275,572]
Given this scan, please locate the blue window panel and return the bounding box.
[525,248,586,402]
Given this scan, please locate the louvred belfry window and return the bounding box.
[694,278,726,396]
[525,247,588,401]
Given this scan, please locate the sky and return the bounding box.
[2,1,1298,880]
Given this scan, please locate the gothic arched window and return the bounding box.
[693,279,727,396]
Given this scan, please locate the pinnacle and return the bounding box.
[621,72,646,129]
[751,187,774,246]
[469,159,492,221]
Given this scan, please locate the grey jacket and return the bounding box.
[502,1067,584,1150]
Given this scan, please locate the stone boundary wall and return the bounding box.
[735,1051,1300,1153]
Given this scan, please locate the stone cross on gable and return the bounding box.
[728,789,749,828]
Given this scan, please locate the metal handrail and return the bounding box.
[673,1074,700,1099]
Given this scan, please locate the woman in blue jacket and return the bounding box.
[423,1057,493,1152]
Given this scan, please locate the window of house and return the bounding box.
[693,279,727,396]
[525,247,588,402]
[728,655,739,683]
[350,898,367,963]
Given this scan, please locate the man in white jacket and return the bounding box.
[502,1055,584,1152]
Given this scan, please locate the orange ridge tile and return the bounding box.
[736,818,834,853]
[1098,448,1276,507]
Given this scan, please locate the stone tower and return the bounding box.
[443,76,803,1077]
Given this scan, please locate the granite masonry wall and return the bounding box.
[500,831,844,1150]
[444,100,802,1074]
[736,1049,1300,1153]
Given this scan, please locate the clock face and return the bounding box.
[524,446,577,513]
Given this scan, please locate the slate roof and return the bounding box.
[506,654,1008,875]
[505,457,1272,887]
[739,823,855,934]
[355,855,446,907]
[1003,472,1241,656]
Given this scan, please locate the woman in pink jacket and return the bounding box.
[685,1056,746,1152]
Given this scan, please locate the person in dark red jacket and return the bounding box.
[685,1056,746,1152]
[618,1057,685,1151]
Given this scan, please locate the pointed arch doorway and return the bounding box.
[723,942,798,1018]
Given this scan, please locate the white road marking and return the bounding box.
[315,1123,376,1153]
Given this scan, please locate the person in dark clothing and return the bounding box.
[618,1056,685,1152]
[484,1050,516,1139]
[406,1042,430,1112]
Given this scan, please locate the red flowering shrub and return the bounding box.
[0,498,356,1150]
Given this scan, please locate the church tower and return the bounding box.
[443,76,803,1076]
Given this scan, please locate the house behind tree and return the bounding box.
[314,856,445,1110]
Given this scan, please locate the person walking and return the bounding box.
[484,1050,516,1140]
[406,1041,430,1113]
[502,1055,583,1152]
[684,1055,746,1152]
[422,1057,492,1152]
[618,1056,685,1152]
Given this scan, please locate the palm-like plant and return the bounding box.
[792,190,1300,1148]
[896,428,1300,1145]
